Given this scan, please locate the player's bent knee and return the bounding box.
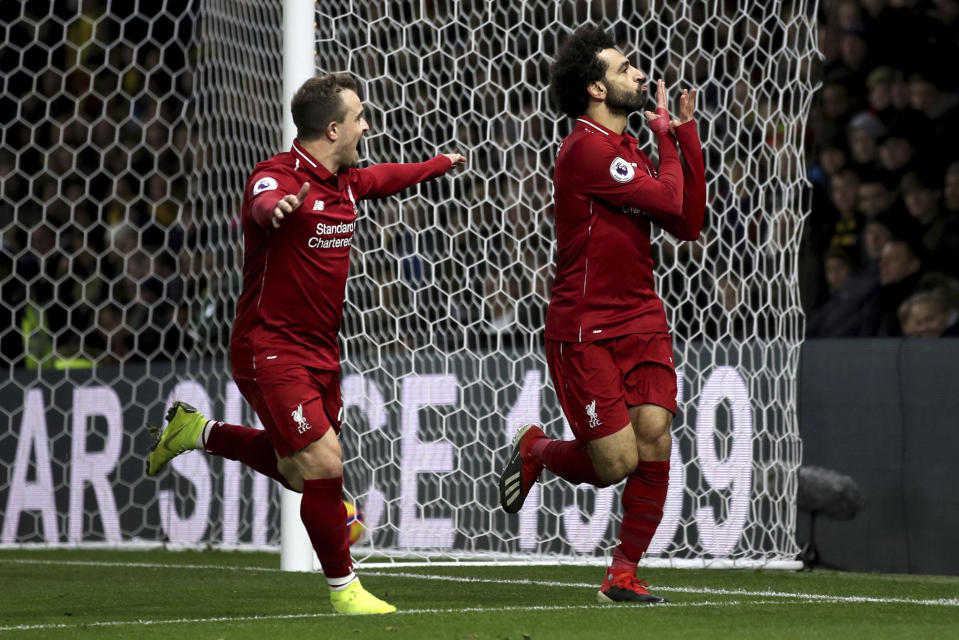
[588,425,638,484]
[593,450,638,485]
[636,426,672,460]
[291,434,343,480]
[297,454,342,480]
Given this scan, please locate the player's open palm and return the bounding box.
[670,88,696,130]
[272,182,310,228]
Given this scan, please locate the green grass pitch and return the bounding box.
[1,549,957,639]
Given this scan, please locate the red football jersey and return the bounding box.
[545,116,706,342]
[230,140,453,375]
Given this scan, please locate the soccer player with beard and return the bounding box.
[147,74,465,615]
[498,26,706,603]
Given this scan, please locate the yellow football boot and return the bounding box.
[330,580,397,615]
[146,401,207,476]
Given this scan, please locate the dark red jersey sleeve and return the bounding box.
[348,155,453,200]
[658,120,706,241]
[246,169,302,228]
[579,128,685,223]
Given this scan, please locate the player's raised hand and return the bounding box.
[669,88,697,130]
[655,78,669,116]
[272,182,310,228]
[644,79,670,135]
[443,153,467,170]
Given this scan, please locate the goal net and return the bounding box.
[1,0,817,568]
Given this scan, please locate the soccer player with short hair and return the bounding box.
[147,73,465,615]
[498,26,706,604]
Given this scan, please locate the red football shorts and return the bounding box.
[233,365,342,459]
[545,332,677,441]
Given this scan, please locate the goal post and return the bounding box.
[0,1,817,570]
[278,0,318,573]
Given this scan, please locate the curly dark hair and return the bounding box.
[291,73,359,141]
[549,26,617,118]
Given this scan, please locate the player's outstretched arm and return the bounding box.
[352,152,467,200]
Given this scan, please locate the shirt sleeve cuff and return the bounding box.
[674,119,698,138]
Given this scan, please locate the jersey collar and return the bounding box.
[291,140,335,182]
[575,116,638,147]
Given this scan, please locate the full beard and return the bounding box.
[605,83,647,117]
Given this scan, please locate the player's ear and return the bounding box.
[587,80,606,101]
[325,120,338,142]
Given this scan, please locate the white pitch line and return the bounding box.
[4,596,954,634]
[0,600,801,633]
[2,558,957,611]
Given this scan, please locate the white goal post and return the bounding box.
[1,0,818,571]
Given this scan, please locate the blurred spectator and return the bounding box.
[898,289,957,338]
[856,176,893,220]
[889,66,914,112]
[861,210,895,269]
[865,66,900,126]
[807,246,877,337]
[808,133,849,209]
[823,246,854,294]
[814,73,856,146]
[867,237,926,335]
[901,170,959,274]
[879,238,924,288]
[826,169,863,258]
[846,112,885,172]
[931,161,959,275]
[876,123,918,186]
[837,27,872,95]
[908,70,959,166]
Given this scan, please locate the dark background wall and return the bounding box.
[798,339,959,575]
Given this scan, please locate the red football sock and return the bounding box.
[204,422,292,491]
[529,438,608,487]
[609,460,669,574]
[301,477,354,580]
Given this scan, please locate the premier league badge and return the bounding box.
[609,157,635,183]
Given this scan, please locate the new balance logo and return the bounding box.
[586,400,602,428]
[291,404,311,434]
[312,200,324,211]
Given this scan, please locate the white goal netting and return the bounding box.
[1,0,817,567]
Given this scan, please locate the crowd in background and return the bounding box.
[2,0,958,371]
[802,0,959,337]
